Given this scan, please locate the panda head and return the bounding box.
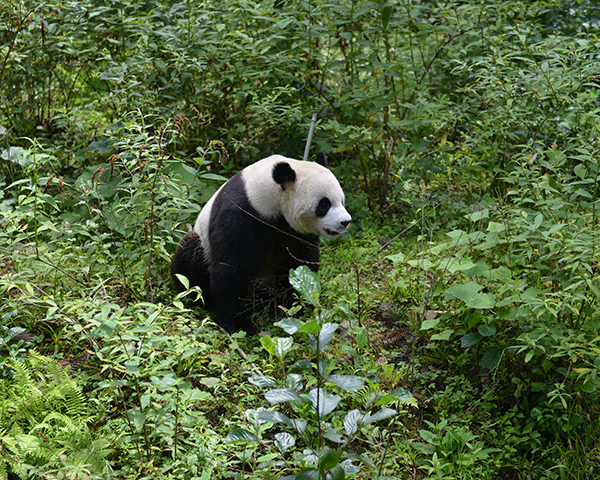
[271,154,351,239]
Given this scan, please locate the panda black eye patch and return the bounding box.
[315,197,331,217]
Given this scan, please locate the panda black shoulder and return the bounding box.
[208,171,253,220]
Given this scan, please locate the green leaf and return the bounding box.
[248,375,278,388]
[309,388,341,419]
[298,320,322,334]
[124,360,140,376]
[487,221,505,233]
[480,348,503,370]
[586,278,600,299]
[385,252,405,264]
[444,281,483,302]
[274,432,295,453]
[466,293,496,309]
[344,409,362,435]
[323,427,345,443]
[389,387,414,403]
[260,335,293,360]
[265,388,307,404]
[319,448,339,472]
[491,266,512,281]
[296,469,319,480]
[174,273,188,289]
[328,464,346,480]
[420,318,440,330]
[419,429,437,444]
[363,408,396,424]
[88,138,114,154]
[430,329,453,341]
[467,208,489,222]
[290,266,320,306]
[257,409,292,425]
[316,323,338,352]
[577,380,596,393]
[478,323,498,337]
[325,374,364,392]
[260,335,277,356]
[226,428,260,443]
[343,453,376,468]
[462,262,490,277]
[291,418,307,434]
[461,332,483,348]
[381,5,392,31]
[276,318,302,334]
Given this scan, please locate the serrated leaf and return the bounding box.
[265,388,307,404]
[326,374,364,392]
[226,428,260,443]
[274,432,295,453]
[491,266,512,281]
[461,332,483,348]
[481,348,503,370]
[309,388,341,419]
[466,292,496,309]
[478,323,498,337]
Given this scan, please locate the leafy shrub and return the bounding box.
[227,266,414,479]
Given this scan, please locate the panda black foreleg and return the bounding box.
[209,263,257,334]
[275,233,321,311]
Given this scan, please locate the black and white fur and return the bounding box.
[170,153,351,333]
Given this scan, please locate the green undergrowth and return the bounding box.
[0,115,598,478]
[2,0,600,477]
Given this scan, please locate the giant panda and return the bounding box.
[170,152,351,334]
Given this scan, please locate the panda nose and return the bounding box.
[340,219,351,228]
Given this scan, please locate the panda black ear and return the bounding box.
[315,151,328,168]
[273,162,296,189]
